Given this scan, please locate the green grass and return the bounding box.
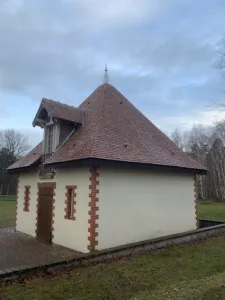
[1,201,225,299]
[198,201,225,221]
[2,235,225,299]
[0,199,16,228]
[0,195,16,201]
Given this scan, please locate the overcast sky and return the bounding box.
[0,0,225,147]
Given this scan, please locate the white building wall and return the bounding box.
[17,167,90,253]
[97,167,196,250]
[53,168,89,253]
[17,172,37,237]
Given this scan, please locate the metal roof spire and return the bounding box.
[103,63,109,84]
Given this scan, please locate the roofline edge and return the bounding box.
[44,157,207,174]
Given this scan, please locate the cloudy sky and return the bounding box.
[0,0,225,147]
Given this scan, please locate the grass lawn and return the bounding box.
[198,201,225,221]
[0,198,16,228]
[2,235,225,299]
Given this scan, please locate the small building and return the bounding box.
[8,83,206,253]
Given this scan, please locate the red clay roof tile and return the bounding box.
[9,83,206,171]
[38,98,84,124]
[8,142,43,170]
[45,84,205,171]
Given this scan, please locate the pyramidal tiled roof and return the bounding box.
[8,83,206,171]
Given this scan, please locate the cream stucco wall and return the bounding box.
[17,165,196,253]
[52,168,89,253]
[17,172,38,237]
[17,167,90,253]
[97,167,196,250]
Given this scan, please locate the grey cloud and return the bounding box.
[0,100,8,117]
[20,128,43,147]
[0,0,224,137]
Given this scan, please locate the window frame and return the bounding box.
[23,185,31,212]
[43,123,60,155]
[47,125,54,154]
[64,185,77,220]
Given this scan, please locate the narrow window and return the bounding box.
[68,189,73,218]
[47,125,54,153]
[23,186,30,212]
[64,186,76,220]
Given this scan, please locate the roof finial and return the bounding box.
[103,63,109,84]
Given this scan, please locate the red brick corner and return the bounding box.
[88,167,99,251]
[15,178,20,227]
[194,175,198,227]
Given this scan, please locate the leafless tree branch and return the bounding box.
[0,129,31,159]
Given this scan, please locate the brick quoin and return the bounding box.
[194,175,198,227]
[23,185,31,212]
[36,182,56,240]
[88,167,99,251]
[15,178,20,228]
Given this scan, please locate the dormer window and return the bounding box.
[32,98,83,156]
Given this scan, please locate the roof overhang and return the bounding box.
[32,100,50,127]
[7,157,42,173]
[44,157,207,175]
[32,98,84,127]
[7,164,40,173]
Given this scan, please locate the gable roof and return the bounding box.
[32,98,84,126]
[8,83,206,172]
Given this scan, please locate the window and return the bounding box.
[68,189,74,218]
[47,125,54,153]
[43,123,60,155]
[64,186,77,220]
[23,186,30,212]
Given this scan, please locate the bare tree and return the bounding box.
[171,128,184,150]
[206,138,225,201]
[171,124,214,201]
[170,121,225,201]
[171,124,213,153]
[0,129,31,195]
[211,120,225,144]
[0,129,31,159]
[217,35,225,74]
[184,125,213,152]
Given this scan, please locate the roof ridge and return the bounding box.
[77,84,105,109]
[42,98,77,109]
[90,84,107,156]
